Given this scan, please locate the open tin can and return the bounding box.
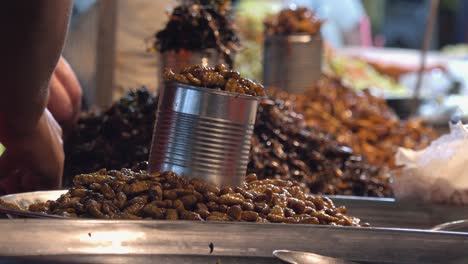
[263,34,322,94]
[148,82,259,187]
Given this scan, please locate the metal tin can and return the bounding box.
[148,82,259,187]
[263,34,322,94]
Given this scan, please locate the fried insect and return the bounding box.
[165,64,266,96]
[248,97,394,197]
[63,89,156,185]
[154,1,239,67]
[289,77,437,167]
[64,84,393,197]
[264,7,323,36]
[22,168,366,226]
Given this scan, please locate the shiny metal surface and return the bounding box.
[432,219,468,232]
[0,255,281,264]
[148,82,259,187]
[0,220,467,263]
[332,196,468,229]
[3,190,468,232]
[273,250,358,264]
[0,191,67,219]
[263,34,322,94]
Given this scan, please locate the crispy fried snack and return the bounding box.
[63,89,156,183]
[264,7,323,36]
[165,64,266,96]
[249,98,393,197]
[64,84,399,197]
[154,1,239,67]
[23,168,366,226]
[287,77,437,167]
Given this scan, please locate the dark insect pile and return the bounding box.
[164,64,266,96]
[154,0,239,67]
[21,168,366,226]
[63,89,156,185]
[264,7,323,36]
[64,86,392,197]
[248,98,393,197]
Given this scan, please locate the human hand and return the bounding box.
[0,109,64,194]
[0,56,80,194]
[47,56,82,134]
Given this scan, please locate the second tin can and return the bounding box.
[263,34,322,94]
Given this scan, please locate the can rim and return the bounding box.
[265,33,322,43]
[160,48,220,55]
[165,81,261,101]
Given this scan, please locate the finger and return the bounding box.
[54,57,82,118]
[44,108,63,139]
[47,74,73,124]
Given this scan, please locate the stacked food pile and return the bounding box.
[289,77,437,167]
[249,98,392,197]
[153,0,239,66]
[64,77,396,197]
[164,64,266,96]
[263,7,323,36]
[9,168,364,226]
[64,89,156,179]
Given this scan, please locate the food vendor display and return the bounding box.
[64,79,395,197]
[61,5,436,202]
[3,62,369,226]
[2,3,468,264]
[0,0,451,232]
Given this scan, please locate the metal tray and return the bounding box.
[331,195,468,229]
[0,190,468,229]
[1,191,468,230]
[0,190,66,219]
[0,220,467,263]
[1,192,468,263]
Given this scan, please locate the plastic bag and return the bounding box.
[394,122,468,205]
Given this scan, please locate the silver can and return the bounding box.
[148,82,259,187]
[263,34,322,94]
